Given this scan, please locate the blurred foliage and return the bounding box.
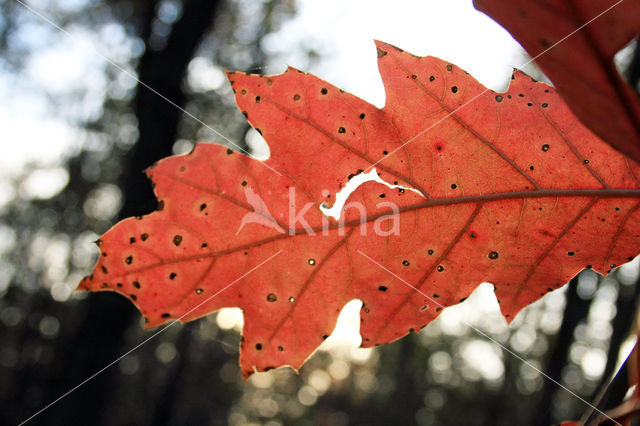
[0,1,639,425]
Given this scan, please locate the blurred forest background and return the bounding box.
[1,0,640,425]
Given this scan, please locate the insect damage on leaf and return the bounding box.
[80,41,640,378]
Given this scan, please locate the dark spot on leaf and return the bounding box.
[130,237,136,244]
[117,283,122,287]
[529,165,534,171]
[446,64,452,71]
[227,148,233,155]
[157,200,165,211]
[125,256,132,265]
[527,102,533,106]
[542,103,548,108]
[321,88,328,95]
[130,294,137,301]
[451,86,458,93]
[161,313,170,318]
[133,281,141,289]
[451,184,457,189]
[278,346,284,351]
[567,251,575,256]
[437,265,444,272]
[420,305,428,311]
[378,286,388,292]
[241,89,247,95]
[173,235,183,246]
[383,150,388,155]
[141,233,148,241]
[402,260,410,266]
[495,95,503,102]
[436,307,442,312]
[169,272,176,280]
[541,144,549,152]
[518,93,524,97]
[256,343,262,350]
[101,266,109,274]
[411,74,417,79]
[488,251,499,260]
[429,75,435,82]
[360,113,366,119]
[584,159,590,164]
[201,243,208,248]
[428,249,434,255]
[200,203,207,211]
[376,47,387,58]
[338,126,346,133]
[293,94,300,101]
[102,282,108,288]
[267,293,277,302]
[255,96,260,103]
[379,194,385,198]
[196,288,203,294]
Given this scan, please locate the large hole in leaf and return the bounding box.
[319,168,425,220]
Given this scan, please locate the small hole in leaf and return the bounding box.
[542,103,548,108]
[378,286,388,292]
[495,95,503,102]
[129,237,136,244]
[278,346,284,351]
[133,281,141,289]
[338,127,346,134]
[267,293,277,302]
[293,94,301,101]
[488,251,499,260]
[437,265,444,272]
[584,159,590,164]
[567,252,575,256]
[308,258,316,265]
[446,64,452,71]
[196,288,203,294]
[427,249,434,255]
[359,113,366,119]
[173,235,183,246]
[321,88,328,95]
[241,181,247,186]
[402,260,410,266]
[256,343,262,350]
[255,96,261,103]
[200,203,207,211]
[541,144,550,152]
[429,75,435,81]
[141,233,149,241]
[169,272,176,280]
[451,184,457,189]
[289,297,295,302]
[451,86,458,93]
[161,313,170,318]
[125,256,132,265]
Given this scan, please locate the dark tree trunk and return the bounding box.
[17,1,223,424]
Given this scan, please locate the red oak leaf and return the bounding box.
[474,0,640,163]
[79,41,640,378]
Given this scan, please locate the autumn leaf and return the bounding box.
[79,41,640,378]
[474,0,640,163]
